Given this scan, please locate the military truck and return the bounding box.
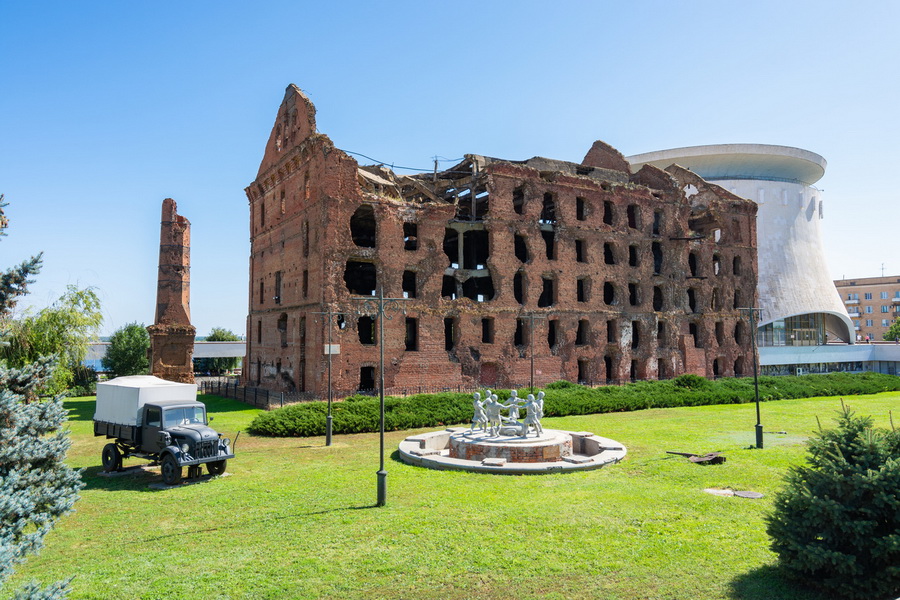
[93,375,234,485]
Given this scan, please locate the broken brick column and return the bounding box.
[148,198,196,384]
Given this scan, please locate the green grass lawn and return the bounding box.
[10,392,898,600]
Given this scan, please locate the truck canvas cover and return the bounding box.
[94,376,198,426]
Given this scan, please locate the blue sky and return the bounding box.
[2,1,898,336]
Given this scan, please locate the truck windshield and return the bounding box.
[163,406,207,428]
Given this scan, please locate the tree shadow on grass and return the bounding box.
[729,565,819,600]
[140,504,376,543]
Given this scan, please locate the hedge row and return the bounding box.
[245,372,900,437]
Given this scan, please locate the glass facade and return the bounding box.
[757,313,826,347]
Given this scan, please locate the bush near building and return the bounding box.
[766,406,900,600]
[247,372,900,437]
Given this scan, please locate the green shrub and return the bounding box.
[766,405,900,600]
[246,373,900,437]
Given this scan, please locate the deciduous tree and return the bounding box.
[101,322,150,377]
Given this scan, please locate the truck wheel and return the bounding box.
[102,443,122,472]
[161,454,182,485]
[206,460,227,476]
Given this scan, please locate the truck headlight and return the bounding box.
[180,443,190,453]
[222,437,231,448]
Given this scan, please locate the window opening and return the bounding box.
[603,200,614,225]
[653,286,663,311]
[657,358,667,380]
[443,229,460,268]
[540,192,556,224]
[259,280,265,305]
[403,223,418,250]
[514,271,525,305]
[629,245,638,267]
[689,322,700,347]
[538,277,555,308]
[481,318,494,344]
[604,355,614,382]
[627,204,639,229]
[514,234,529,263]
[350,205,377,248]
[657,321,666,346]
[358,316,376,345]
[274,271,282,304]
[576,197,586,221]
[652,211,662,235]
[629,283,639,306]
[462,275,495,302]
[652,242,663,274]
[463,230,489,270]
[344,261,377,296]
[514,318,526,346]
[630,360,638,381]
[547,319,558,350]
[405,318,418,351]
[575,239,586,263]
[578,359,589,384]
[402,270,417,298]
[715,321,724,346]
[577,278,589,302]
[277,313,288,348]
[542,230,556,260]
[604,282,616,305]
[607,319,617,343]
[512,186,525,215]
[688,252,699,277]
[442,275,458,299]
[604,242,616,265]
[712,358,720,378]
[443,317,457,351]
[687,288,698,313]
[576,319,589,345]
[733,256,742,275]
[712,254,721,276]
[359,366,375,392]
[302,270,308,298]
[631,321,640,349]
[257,320,262,344]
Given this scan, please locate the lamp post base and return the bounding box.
[376,469,387,506]
[326,414,333,447]
[755,424,764,449]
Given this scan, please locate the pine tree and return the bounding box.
[0,196,84,598]
[766,403,900,600]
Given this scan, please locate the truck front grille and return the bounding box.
[194,440,219,459]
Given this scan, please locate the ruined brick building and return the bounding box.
[244,85,758,394]
[148,198,196,384]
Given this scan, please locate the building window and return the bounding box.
[403,223,418,250]
[628,245,639,267]
[866,319,874,327]
[514,318,527,346]
[577,278,589,302]
[882,306,890,313]
[257,320,262,344]
[514,234,530,263]
[882,291,889,299]
[259,280,265,305]
[603,200,614,225]
[358,316,376,345]
[405,318,418,351]
[444,317,457,351]
[576,197,586,221]
[274,271,282,304]
[865,293,873,300]
[848,293,859,300]
[607,319,617,343]
[538,277,555,308]
[628,282,640,306]
[576,319,589,345]
[302,270,308,298]
[481,318,494,344]
[547,319,558,350]
[604,243,616,265]
[575,239,586,263]
[865,306,873,314]
[627,204,640,229]
[402,270,417,298]
[883,319,891,327]
[512,186,525,215]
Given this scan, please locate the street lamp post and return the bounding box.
[353,286,406,507]
[740,306,763,449]
[312,306,345,447]
[521,312,547,393]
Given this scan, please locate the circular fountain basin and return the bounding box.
[399,427,627,474]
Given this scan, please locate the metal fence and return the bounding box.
[198,377,644,410]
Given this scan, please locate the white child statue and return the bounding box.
[470,392,488,432]
[521,393,543,437]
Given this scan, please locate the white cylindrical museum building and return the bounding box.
[627,144,853,346]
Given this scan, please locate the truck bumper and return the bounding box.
[176,453,235,467]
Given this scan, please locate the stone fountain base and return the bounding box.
[399,427,626,474]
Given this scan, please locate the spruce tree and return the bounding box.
[766,403,900,600]
[0,196,84,598]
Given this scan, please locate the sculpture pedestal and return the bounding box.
[449,429,573,463]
